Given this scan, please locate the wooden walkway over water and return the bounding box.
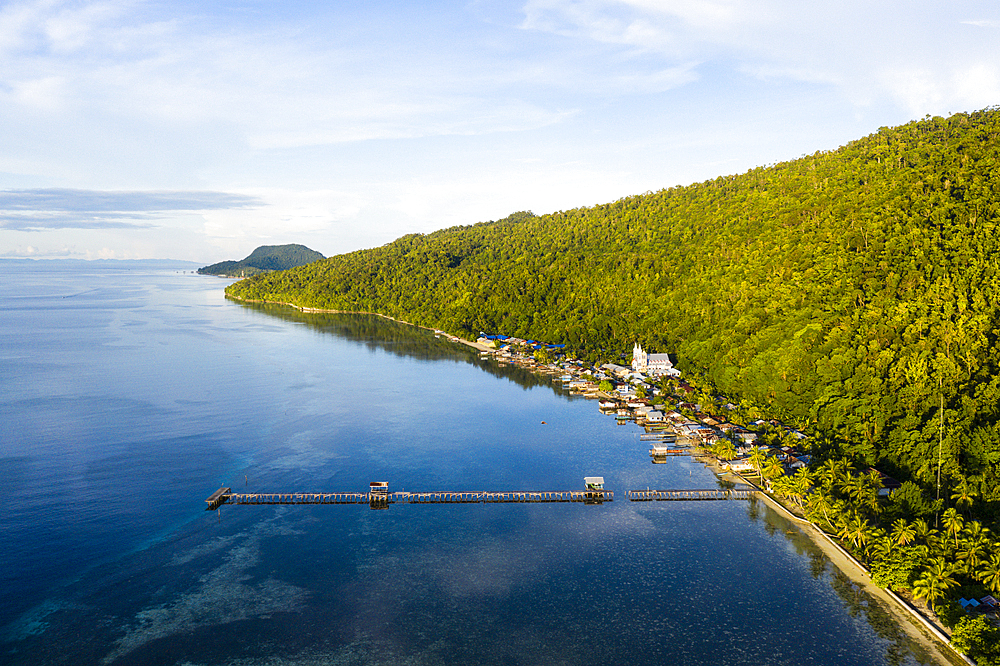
[206,488,613,510]
[627,489,757,501]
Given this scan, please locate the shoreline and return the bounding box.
[713,462,971,666]
[224,295,494,352]
[229,292,970,666]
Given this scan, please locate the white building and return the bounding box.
[632,343,681,377]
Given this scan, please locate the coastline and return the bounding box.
[224,294,494,352]
[228,291,970,666]
[717,464,971,666]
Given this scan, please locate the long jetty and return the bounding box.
[206,488,613,510]
[627,488,756,501]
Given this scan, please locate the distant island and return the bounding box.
[198,244,324,277]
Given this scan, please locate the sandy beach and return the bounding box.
[707,458,971,666]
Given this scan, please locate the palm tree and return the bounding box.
[950,477,978,514]
[815,458,847,493]
[941,507,965,550]
[714,439,736,461]
[763,456,784,481]
[867,529,892,561]
[890,519,916,546]
[977,551,1000,595]
[838,513,873,551]
[748,446,768,481]
[957,533,991,575]
[912,558,958,611]
[784,468,812,511]
[912,519,941,550]
[805,490,837,531]
[962,520,991,543]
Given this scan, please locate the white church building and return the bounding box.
[632,343,681,377]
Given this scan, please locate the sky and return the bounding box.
[1,0,998,262]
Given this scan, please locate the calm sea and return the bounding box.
[0,260,938,665]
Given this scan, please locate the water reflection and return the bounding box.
[753,500,937,666]
[233,301,561,393]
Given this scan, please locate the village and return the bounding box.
[471,334,845,492]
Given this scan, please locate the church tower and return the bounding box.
[632,342,647,372]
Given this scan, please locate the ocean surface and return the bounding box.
[0,260,941,665]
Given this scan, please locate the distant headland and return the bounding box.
[198,244,324,277]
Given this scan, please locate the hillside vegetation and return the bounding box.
[199,243,323,277]
[227,109,1000,506]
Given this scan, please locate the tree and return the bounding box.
[870,546,923,591]
[838,512,873,551]
[951,616,1000,666]
[713,439,736,461]
[763,455,784,481]
[815,459,849,493]
[748,446,768,480]
[942,507,965,550]
[978,551,1000,595]
[957,521,992,574]
[805,490,838,532]
[950,477,977,512]
[772,467,811,511]
[912,558,958,610]
[890,519,916,546]
[912,519,941,550]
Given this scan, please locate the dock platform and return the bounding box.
[206,488,613,509]
[627,488,756,501]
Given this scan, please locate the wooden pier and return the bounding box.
[206,487,231,510]
[627,488,756,501]
[206,488,613,509]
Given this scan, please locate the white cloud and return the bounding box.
[2,0,999,260]
[961,20,1000,28]
[519,0,1000,117]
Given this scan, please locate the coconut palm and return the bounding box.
[977,551,1000,595]
[838,513,873,551]
[890,519,917,546]
[941,507,965,550]
[785,468,812,511]
[748,446,768,480]
[815,458,847,492]
[805,490,837,531]
[962,520,991,543]
[866,529,891,561]
[912,519,941,550]
[763,455,784,481]
[950,477,978,514]
[957,532,991,575]
[912,558,959,610]
[713,439,736,461]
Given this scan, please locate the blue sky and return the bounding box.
[1,0,998,261]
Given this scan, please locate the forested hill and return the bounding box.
[227,108,1000,497]
[198,243,324,276]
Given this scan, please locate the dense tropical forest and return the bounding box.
[228,108,1000,658]
[198,243,323,277]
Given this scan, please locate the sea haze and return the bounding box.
[0,261,937,665]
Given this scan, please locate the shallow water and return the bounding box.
[0,260,939,665]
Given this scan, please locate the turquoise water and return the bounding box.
[0,261,937,665]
